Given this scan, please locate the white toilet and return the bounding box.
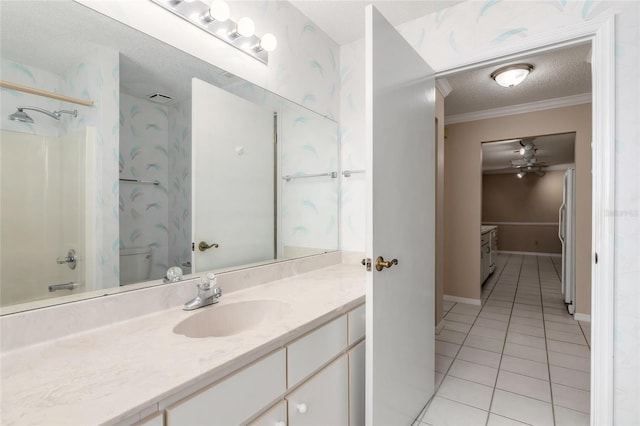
[119,246,152,285]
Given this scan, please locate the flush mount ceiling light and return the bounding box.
[491,64,533,88]
[151,0,276,64]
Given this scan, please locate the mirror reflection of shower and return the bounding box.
[8,106,77,123]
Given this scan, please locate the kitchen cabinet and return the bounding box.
[481,230,491,284]
[165,304,365,426]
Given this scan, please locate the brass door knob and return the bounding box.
[375,256,398,272]
[198,241,219,252]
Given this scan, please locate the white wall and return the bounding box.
[339,1,639,422]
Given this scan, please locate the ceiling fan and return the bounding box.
[511,139,547,178]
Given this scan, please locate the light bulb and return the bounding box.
[237,17,255,37]
[516,172,525,179]
[207,0,229,22]
[519,147,525,155]
[260,33,278,52]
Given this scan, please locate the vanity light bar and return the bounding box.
[150,0,271,64]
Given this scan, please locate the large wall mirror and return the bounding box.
[0,1,339,313]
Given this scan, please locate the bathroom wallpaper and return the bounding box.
[167,99,192,274]
[63,48,120,290]
[280,104,339,254]
[76,0,341,120]
[339,39,367,253]
[0,58,62,137]
[339,1,639,422]
[119,93,170,281]
[0,50,120,294]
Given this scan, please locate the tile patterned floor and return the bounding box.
[417,254,591,426]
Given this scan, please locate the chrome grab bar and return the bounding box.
[282,171,337,182]
[119,178,161,185]
[342,169,365,177]
[48,282,79,292]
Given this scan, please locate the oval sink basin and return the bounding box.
[173,300,291,338]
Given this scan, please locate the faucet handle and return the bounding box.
[213,287,222,298]
[200,272,217,290]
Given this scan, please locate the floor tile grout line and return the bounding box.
[430,253,513,426]
[539,256,557,426]
[485,253,521,426]
[577,320,592,350]
[418,298,466,424]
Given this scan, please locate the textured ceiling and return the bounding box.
[482,133,576,174]
[445,44,592,116]
[289,1,464,45]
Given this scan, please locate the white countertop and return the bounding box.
[0,264,365,425]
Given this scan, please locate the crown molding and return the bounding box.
[445,93,591,125]
[435,78,453,98]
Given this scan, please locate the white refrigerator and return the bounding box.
[559,168,576,314]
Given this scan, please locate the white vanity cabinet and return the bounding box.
[248,400,288,426]
[349,340,366,426]
[166,349,286,425]
[163,303,365,426]
[287,355,349,425]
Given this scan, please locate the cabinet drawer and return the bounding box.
[287,315,347,388]
[248,400,287,426]
[348,304,365,345]
[287,355,349,426]
[166,349,285,426]
[136,413,163,426]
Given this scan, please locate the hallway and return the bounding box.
[419,254,591,425]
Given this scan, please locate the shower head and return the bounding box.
[8,106,77,123]
[8,108,34,123]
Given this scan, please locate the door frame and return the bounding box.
[434,15,615,425]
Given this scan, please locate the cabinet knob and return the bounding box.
[296,403,308,414]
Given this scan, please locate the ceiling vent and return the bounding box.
[146,93,174,104]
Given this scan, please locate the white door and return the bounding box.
[365,6,436,425]
[192,78,275,272]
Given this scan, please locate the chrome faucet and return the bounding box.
[184,273,222,311]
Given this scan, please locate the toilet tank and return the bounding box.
[119,246,152,285]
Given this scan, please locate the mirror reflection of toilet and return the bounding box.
[119,247,152,285]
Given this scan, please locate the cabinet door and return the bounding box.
[249,400,287,426]
[287,355,348,426]
[349,340,365,426]
[166,349,285,426]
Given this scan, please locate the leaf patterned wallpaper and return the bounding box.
[119,93,172,281]
[1,48,120,291]
[339,1,639,422]
[280,103,339,253]
[167,99,192,273]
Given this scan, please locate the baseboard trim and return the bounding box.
[444,295,482,306]
[574,313,591,322]
[498,250,562,258]
[435,319,445,335]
